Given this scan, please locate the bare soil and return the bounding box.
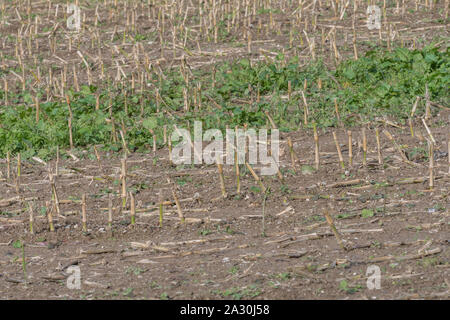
[0,116,448,300]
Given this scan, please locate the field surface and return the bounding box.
[0,0,449,300]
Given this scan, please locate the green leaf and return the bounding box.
[361,209,374,218]
[142,117,157,130]
[12,240,22,249]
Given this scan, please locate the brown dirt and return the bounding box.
[1,115,448,300]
